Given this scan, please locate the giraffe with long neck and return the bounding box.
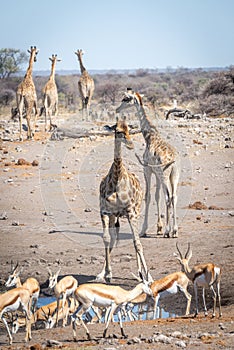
[75,49,95,120]
[16,46,38,140]
[41,54,61,131]
[116,89,180,238]
[98,116,151,282]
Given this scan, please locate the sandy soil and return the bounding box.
[0,113,233,349]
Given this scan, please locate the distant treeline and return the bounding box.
[1,66,233,118]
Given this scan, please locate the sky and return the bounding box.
[0,0,233,71]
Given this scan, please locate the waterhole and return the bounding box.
[38,297,177,322]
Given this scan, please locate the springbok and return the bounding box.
[71,272,153,340]
[128,271,191,319]
[175,243,222,317]
[12,299,72,334]
[5,262,40,314]
[0,287,31,345]
[47,268,78,327]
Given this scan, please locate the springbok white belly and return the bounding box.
[4,297,21,313]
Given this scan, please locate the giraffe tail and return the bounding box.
[115,218,120,246]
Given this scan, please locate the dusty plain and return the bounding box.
[0,112,233,349]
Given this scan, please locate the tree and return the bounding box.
[0,48,27,79]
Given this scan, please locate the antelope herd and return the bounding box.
[0,48,223,345]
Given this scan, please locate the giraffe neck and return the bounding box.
[135,103,160,141]
[49,61,56,81]
[78,56,86,74]
[113,138,124,177]
[25,53,35,78]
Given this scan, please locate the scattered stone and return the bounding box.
[208,205,224,210]
[0,212,8,220]
[204,218,211,223]
[30,244,39,248]
[12,221,19,226]
[154,334,172,344]
[29,344,42,350]
[15,146,22,152]
[32,159,39,166]
[219,323,227,330]
[131,336,142,343]
[171,331,182,338]
[44,339,63,347]
[188,201,208,210]
[175,340,187,348]
[17,158,31,166]
[228,211,234,216]
[84,207,92,212]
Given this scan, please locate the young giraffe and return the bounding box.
[75,49,95,119]
[16,46,39,141]
[116,89,180,238]
[97,116,151,282]
[41,54,61,131]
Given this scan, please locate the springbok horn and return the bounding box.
[176,242,183,259]
[47,267,52,276]
[185,243,191,259]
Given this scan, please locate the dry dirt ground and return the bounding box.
[0,112,233,349]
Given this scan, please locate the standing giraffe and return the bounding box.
[116,89,180,238]
[97,116,152,282]
[41,54,61,131]
[16,46,39,141]
[75,49,94,119]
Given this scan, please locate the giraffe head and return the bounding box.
[116,88,144,113]
[49,54,61,63]
[27,46,39,62]
[105,116,134,149]
[74,49,84,59]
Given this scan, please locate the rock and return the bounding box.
[171,331,182,338]
[188,201,208,210]
[154,334,172,344]
[84,207,92,212]
[131,337,142,343]
[17,158,31,166]
[0,212,8,220]
[208,205,224,210]
[32,159,39,166]
[12,221,19,226]
[44,339,63,347]
[175,340,187,348]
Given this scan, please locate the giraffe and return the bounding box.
[75,49,95,119]
[41,54,61,131]
[116,89,180,238]
[97,116,152,283]
[16,46,39,141]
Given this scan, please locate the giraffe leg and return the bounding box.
[128,215,152,281]
[161,179,171,238]
[155,177,163,235]
[170,164,180,238]
[25,100,34,139]
[97,214,115,282]
[17,94,24,141]
[140,167,152,237]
